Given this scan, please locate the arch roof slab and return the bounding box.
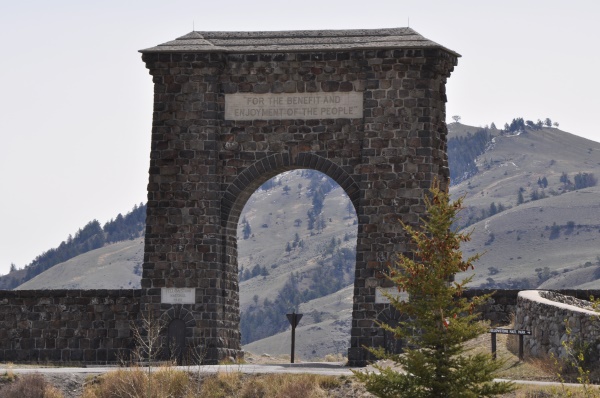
[139,27,460,57]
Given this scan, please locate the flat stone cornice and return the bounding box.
[139,27,460,56]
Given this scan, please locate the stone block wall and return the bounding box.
[1,288,598,364]
[0,289,140,364]
[515,290,600,360]
[464,289,520,325]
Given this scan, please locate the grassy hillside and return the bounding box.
[451,126,600,288]
[16,238,144,290]
[0,204,145,289]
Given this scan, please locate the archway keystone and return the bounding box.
[139,28,459,366]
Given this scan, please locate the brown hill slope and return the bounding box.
[16,238,144,290]
[451,127,600,222]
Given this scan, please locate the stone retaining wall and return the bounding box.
[1,288,598,364]
[464,289,520,325]
[515,290,600,360]
[0,289,140,364]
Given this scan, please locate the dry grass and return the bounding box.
[1,362,15,383]
[239,373,339,398]
[320,353,346,362]
[197,372,343,398]
[440,324,600,397]
[497,384,600,397]
[460,324,557,382]
[82,367,190,398]
[81,367,343,398]
[0,373,64,398]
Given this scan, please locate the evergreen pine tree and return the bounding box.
[517,189,524,205]
[354,180,514,398]
[242,221,252,240]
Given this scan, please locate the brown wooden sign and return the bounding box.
[488,328,531,335]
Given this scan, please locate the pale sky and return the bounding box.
[1,0,599,275]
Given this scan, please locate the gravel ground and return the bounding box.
[42,373,94,398]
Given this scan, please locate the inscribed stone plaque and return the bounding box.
[225,92,363,120]
[161,288,195,304]
[375,287,409,304]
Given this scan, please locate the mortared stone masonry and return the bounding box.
[138,28,459,366]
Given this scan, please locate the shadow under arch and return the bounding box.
[161,306,197,364]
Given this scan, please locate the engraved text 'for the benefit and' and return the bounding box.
[225,92,363,121]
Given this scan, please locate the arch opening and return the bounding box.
[233,169,358,360]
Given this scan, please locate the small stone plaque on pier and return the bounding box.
[161,288,195,304]
[225,92,363,121]
[376,287,409,304]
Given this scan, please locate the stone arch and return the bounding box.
[140,27,459,366]
[161,306,197,364]
[221,152,360,230]
[162,305,197,328]
[377,305,404,355]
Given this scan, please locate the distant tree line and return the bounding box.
[239,264,269,281]
[304,170,335,232]
[502,117,557,133]
[103,203,147,243]
[1,203,146,289]
[447,128,492,184]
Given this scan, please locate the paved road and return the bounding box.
[1,362,355,377]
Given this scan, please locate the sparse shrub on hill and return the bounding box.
[531,188,546,201]
[241,218,252,239]
[557,171,597,192]
[574,172,597,190]
[517,188,525,205]
[506,117,525,133]
[239,264,269,282]
[549,223,561,240]
[535,267,559,284]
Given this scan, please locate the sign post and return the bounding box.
[488,328,531,360]
[286,312,303,363]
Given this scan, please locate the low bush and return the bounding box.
[0,373,63,398]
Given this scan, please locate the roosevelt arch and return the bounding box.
[139,27,459,366]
